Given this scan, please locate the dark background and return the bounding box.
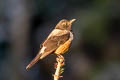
[0,0,120,80]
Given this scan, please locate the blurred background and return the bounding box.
[0,0,120,80]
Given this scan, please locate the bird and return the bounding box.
[26,19,76,70]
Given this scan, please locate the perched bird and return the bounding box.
[26,19,76,70]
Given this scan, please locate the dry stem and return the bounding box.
[54,55,65,80]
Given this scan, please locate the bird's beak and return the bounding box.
[70,19,76,24]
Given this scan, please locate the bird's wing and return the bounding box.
[40,29,70,59]
[26,29,70,69]
[47,29,69,39]
[40,29,68,48]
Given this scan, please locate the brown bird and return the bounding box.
[26,19,76,70]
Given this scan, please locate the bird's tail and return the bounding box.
[26,53,41,70]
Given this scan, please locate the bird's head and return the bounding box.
[55,19,76,30]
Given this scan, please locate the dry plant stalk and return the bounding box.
[54,55,64,80]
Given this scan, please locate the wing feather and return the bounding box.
[40,30,70,59]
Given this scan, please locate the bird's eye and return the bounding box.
[62,22,66,26]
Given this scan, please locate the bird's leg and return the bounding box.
[54,55,64,69]
[57,55,65,66]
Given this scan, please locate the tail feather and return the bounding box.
[26,53,41,70]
